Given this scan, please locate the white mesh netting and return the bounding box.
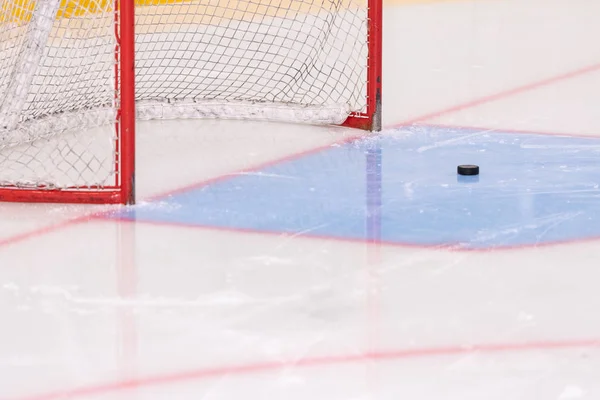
[0,0,368,190]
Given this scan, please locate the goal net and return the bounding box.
[0,0,381,203]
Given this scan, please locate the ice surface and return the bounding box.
[2,0,600,399]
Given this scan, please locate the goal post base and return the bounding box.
[343,113,380,131]
[0,188,126,204]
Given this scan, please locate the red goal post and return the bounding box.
[0,0,381,204]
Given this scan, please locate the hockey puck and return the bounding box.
[457,165,479,176]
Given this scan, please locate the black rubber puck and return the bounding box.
[457,165,479,176]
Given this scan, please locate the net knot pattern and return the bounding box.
[0,0,368,190]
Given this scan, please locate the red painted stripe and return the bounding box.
[11,338,600,400]
[390,62,600,127]
[113,216,600,252]
[419,123,600,139]
[146,132,369,201]
[0,219,82,248]
[0,213,104,249]
[1,61,599,249]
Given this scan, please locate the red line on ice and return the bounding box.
[390,62,600,127]
[1,61,600,249]
[112,216,600,252]
[11,338,600,400]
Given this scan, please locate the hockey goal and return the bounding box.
[0,0,381,204]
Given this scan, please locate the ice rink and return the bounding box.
[3,0,600,398]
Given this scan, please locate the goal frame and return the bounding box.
[0,0,381,205]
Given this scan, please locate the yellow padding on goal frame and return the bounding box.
[2,0,196,23]
[2,0,446,25]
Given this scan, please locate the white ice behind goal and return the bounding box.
[0,0,381,204]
